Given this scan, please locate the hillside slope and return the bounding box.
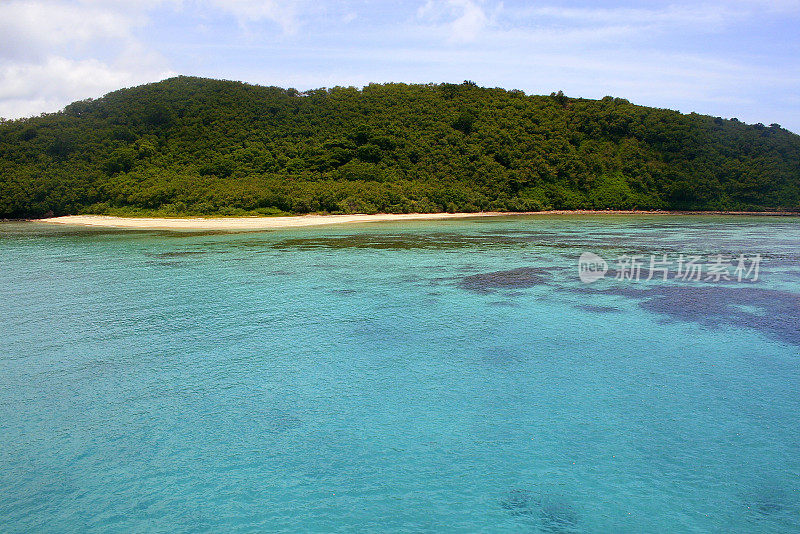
[1,76,798,217]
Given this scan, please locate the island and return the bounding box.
[1,76,798,219]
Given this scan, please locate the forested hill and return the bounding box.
[1,76,799,218]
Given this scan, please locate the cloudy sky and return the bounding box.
[1,0,799,132]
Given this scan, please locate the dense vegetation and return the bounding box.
[1,76,798,218]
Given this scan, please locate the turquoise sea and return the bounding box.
[1,215,799,533]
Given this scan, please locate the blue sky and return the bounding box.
[1,0,799,132]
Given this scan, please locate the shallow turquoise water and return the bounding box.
[1,215,799,533]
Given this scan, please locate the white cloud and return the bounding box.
[0,56,174,118]
[0,0,316,119]
[418,0,492,43]
[504,1,800,35]
[0,0,175,119]
[209,0,305,35]
[448,0,489,42]
[516,5,728,27]
[0,1,139,61]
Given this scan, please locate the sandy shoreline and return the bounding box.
[36,212,515,231]
[33,210,799,231]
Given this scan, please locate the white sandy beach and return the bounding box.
[36,212,524,231]
[34,210,796,231]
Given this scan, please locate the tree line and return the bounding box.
[1,76,798,218]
